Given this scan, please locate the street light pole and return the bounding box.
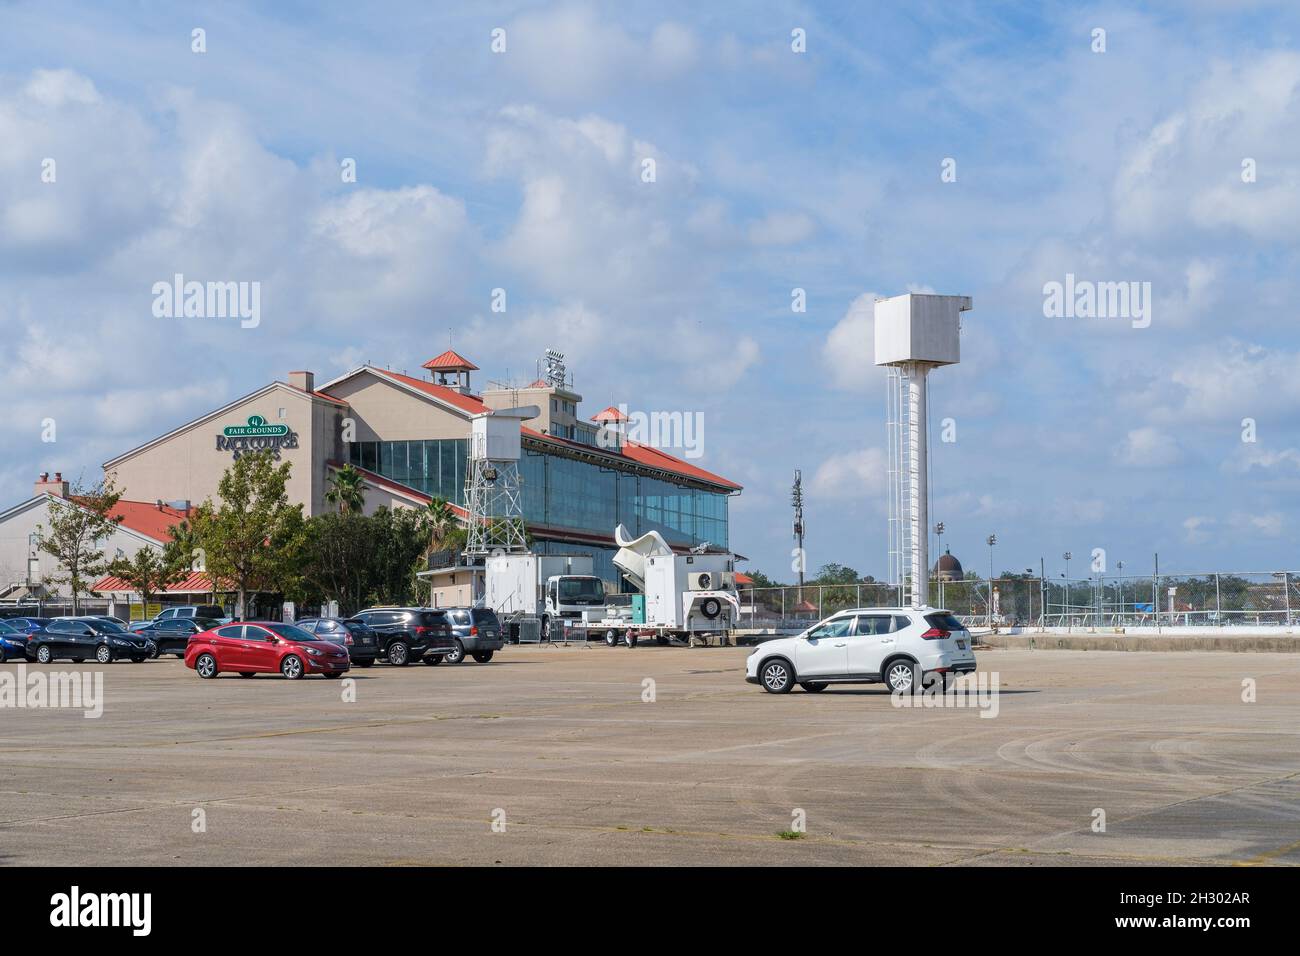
[986,534,997,629]
[1063,551,1072,628]
[934,521,945,610]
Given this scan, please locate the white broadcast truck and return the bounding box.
[483,552,608,642]
[568,524,741,647]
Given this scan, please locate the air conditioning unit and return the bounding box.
[688,571,734,591]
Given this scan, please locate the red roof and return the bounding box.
[735,572,754,586]
[92,571,221,594]
[421,350,479,371]
[322,366,740,491]
[527,379,550,389]
[67,496,188,542]
[591,405,628,423]
[360,367,491,415]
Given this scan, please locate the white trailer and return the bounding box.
[483,552,605,641]
[563,524,741,647]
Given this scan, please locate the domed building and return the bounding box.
[934,548,964,582]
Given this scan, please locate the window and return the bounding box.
[215,625,245,639]
[853,615,894,636]
[808,618,852,639]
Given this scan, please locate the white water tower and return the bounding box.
[874,293,972,608]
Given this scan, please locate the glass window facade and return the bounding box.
[351,437,730,586]
[348,439,469,503]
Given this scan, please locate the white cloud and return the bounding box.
[1116,426,1183,467]
[821,293,882,391]
[809,447,887,500]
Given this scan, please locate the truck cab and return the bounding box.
[543,574,606,638]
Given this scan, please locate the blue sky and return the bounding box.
[3,0,1299,581]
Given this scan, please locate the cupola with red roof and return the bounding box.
[421,350,479,394]
[591,405,629,451]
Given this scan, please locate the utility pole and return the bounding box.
[1039,556,1045,628]
[791,469,805,599]
[982,535,993,632]
[1062,551,1072,629]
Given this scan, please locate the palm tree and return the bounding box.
[423,497,460,555]
[325,464,366,514]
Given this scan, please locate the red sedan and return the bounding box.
[185,621,351,680]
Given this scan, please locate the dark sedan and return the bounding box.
[131,617,222,657]
[295,617,380,667]
[0,620,29,662]
[27,618,155,664]
[4,617,51,636]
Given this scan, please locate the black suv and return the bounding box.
[295,617,380,667]
[27,618,154,664]
[132,617,222,657]
[350,608,455,666]
[439,607,505,664]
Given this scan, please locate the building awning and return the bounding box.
[92,572,225,594]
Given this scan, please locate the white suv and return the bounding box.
[745,606,976,694]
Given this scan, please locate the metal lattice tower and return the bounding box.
[791,469,806,592]
[463,406,538,556]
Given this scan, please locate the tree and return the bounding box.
[105,545,185,617]
[745,569,785,589]
[325,464,366,514]
[423,497,460,556]
[188,451,307,619]
[813,563,860,585]
[368,506,432,606]
[37,476,123,613]
[299,510,375,614]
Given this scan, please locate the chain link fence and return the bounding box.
[739,571,1300,631]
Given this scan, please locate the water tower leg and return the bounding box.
[907,363,929,609]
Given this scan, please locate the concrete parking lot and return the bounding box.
[1,646,1298,866]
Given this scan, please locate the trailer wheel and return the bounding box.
[604,630,617,647]
[699,597,722,619]
[624,630,638,648]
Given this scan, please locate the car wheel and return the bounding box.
[239,672,255,679]
[800,681,828,693]
[195,653,218,679]
[471,651,494,663]
[885,659,917,694]
[445,639,465,664]
[95,644,113,664]
[36,645,52,664]
[761,659,794,694]
[423,655,443,665]
[387,641,409,666]
[148,644,160,660]
[280,655,304,680]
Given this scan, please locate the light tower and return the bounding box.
[463,405,540,556]
[875,293,972,609]
[791,469,806,595]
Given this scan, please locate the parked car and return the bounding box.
[350,607,455,666]
[26,618,155,664]
[744,607,977,694]
[4,617,51,635]
[294,617,380,667]
[0,620,29,662]
[131,617,223,657]
[154,605,231,624]
[438,607,505,663]
[185,621,350,680]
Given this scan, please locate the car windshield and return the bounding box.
[341,620,369,633]
[558,577,604,601]
[266,623,319,642]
